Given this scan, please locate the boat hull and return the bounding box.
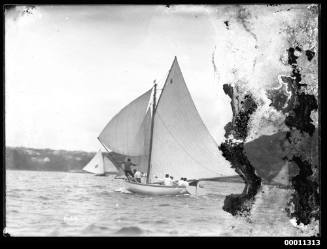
[94,172,118,176]
[94,173,106,176]
[125,181,189,196]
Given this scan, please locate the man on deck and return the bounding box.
[182,178,189,187]
[177,177,185,186]
[133,169,142,183]
[164,174,173,186]
[122,158,136,180]
[177,177,189,187]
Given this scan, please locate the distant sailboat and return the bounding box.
[83,150,118,176]
[98,57,236,195]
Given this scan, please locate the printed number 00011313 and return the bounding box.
[284,240,320,246]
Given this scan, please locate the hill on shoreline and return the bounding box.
[4,147,144,174]
[5,146,96,172]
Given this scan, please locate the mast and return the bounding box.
[145,57,177,183]
[146,81,157,184]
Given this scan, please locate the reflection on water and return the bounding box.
[5,170,308,236]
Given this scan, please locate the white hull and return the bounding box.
[125,181,189,196]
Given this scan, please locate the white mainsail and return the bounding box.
[98,89,152,156]
[83,150,105,175]
[149,57,236,181]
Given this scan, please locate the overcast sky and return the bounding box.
[5,5,233,152]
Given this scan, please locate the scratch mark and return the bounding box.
[237,7,258,48]
[212,46,218,81]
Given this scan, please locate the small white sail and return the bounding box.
[103,155,119,173]
[149,57,235,181]
[83,150,105,175]
[98,89,152,156]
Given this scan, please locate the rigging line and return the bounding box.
[155,112,219,175]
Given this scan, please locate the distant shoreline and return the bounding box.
[5,147,291,189]
[6,168,81,173]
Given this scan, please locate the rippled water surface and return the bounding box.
[6,170,305,236]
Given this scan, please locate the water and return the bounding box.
[5,170,310,236]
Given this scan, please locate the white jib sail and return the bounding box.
[103,155,119,173]
[98,89,152,156]
[83,150,105,175]
[149,57,236,182]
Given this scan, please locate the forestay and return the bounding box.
[83,150,105,175]
[98,89,152,156]
[149,57,236,181]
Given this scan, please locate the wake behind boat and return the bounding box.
[97,57,236,195]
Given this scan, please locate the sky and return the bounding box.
[5,5,234,152]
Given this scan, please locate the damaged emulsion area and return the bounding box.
[219,85,261,216]
[287,155,319,225]
[219,45,319,225]
[282,46,319,225]
[259,46,318,225]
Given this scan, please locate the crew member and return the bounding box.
[183,178,189,187]
[164,174,173,186]
[123,158,136,180]
[177,177,185,186]
[134,169,142,183]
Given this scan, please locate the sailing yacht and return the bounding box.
[98,57,236,195]
[83,150,119,176]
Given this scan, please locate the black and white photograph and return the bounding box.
[4,4,320,238]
